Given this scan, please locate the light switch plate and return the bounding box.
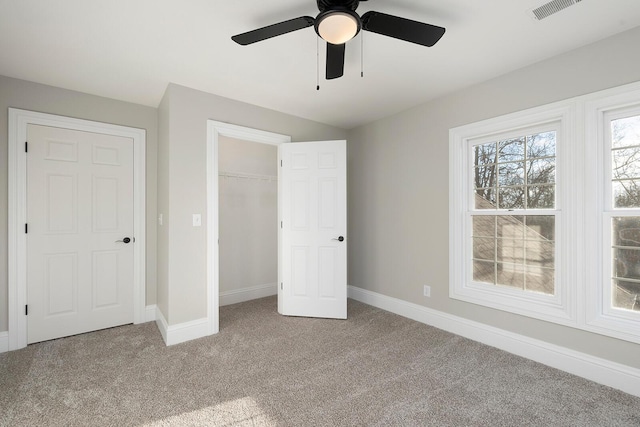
[192,214,201,227]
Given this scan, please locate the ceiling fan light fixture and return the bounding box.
[316,10,360,44]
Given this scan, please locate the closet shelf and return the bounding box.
[219,171,278,182]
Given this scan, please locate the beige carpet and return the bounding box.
[1,296,639,426]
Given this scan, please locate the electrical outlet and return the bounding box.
[423,285,431,297]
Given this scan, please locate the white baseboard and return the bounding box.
[155,306,211,346]
[220,282,277,307]
[348,285,640,398]
[0,331,8,353]
[0,305,190,353]
[145,305,157,323]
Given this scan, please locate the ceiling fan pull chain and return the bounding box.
[316,36,320,90]
[361,32,364,78]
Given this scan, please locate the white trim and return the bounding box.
[155,307,169,344]
[583,85,640,342]
[220,283,277,307]
[0,332,8,353]
[206,121,290,336]
[449,102,576,324]
[348,286,640,398]
[154,307,210,346]
[145,305,157,323]
[7,108,146,351]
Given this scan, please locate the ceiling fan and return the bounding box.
[231,0,446,80]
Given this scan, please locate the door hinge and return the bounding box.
[280,282,283,290]
[280,160,282,167]
[25,305,28,315]
[280,221,283,228]
[25,223,28,234]
[25,141,28,153]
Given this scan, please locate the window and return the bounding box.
[451,81,640,344]
[608,112,640,314]
[471,129,557,296]
[585,99,640,342]
[450,105,573,325]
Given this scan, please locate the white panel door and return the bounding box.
[280,140,347,319]
[26,124,134,343]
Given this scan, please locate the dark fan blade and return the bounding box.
[326,43,345,80]
[361,11,445,47]
[232,16,315,45]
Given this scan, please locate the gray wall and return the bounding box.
[157,83,347,325]
[218,136,277,295]
[0,75,158,333]
[157,87,170,319]
[346,26,640,369]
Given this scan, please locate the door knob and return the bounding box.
[332,236,345,242]
[116,237,132,244]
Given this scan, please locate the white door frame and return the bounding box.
[206,121,290,334]
[7,108,146,351]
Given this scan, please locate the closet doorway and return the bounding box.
[206,121,291,334]
[218,136,278,306]
[206,121,347,335]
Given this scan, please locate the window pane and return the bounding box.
[612,147,640,180]
[613,180,640,208]
[498,186,525,209]
[474,164,497,189]
[611,217,640,311]
[527,185,555,209]
[473,131,555,211]
[611,115,640,149]
[526,240,554,268]
[613,248,640,280]
[497,239,524,264]
[498,138,525,162]
[473,260,495,284]
[471,215,555,294]
[612,216,640,248]
[497,263,525,289]
[498,162,525,186]
[473,237,495,260]
[527,157,555,184]
[525,266,554,295]
[473,216,495,237]
[475,142,497,166]
[612,279,640,311]
[524,216,555,241]
[611,116,640,209]
[497,216,523,238]
[475,188,497,209]
[527,132,556,158]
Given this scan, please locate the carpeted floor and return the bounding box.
[1,296,639,426]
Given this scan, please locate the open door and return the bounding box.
[279,140,347,319]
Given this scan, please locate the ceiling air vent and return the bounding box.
[530,0,583,20]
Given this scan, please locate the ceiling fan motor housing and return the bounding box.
[316,0,360,12]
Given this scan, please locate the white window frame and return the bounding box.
[450,102,576,325]
[451,80,640,344]
[584,86,640,343]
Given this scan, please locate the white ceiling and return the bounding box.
[1,0,640,129]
